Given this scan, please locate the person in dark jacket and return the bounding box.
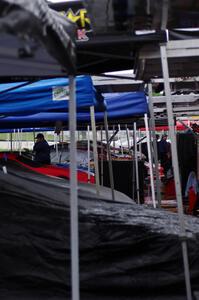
[158,134,171,175]
[33,133,51,164]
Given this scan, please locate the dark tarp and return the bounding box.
[49,0,167,74]
[0,0,76,79]
[1,160,199,299]
[177,132,197,196]
[76,31,167,74]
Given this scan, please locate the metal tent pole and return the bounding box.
[197,135,199,181]
[69,76,79,300]
[104,111,115,201]
[100,126,104,186]
[144,114,156,208]
[10,132,13,152]
[90,106,100,195]
[160,44,192,300]
[133,122,140,204]
[113,125,116,154]
[148,84,162,207]
[118,124,123,155]
[87,125,91,183]
[126,124,130,153]
[132,128,136,200]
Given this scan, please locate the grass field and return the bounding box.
[0,132,56,142]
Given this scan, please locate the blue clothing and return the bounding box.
[158,139,170,154]
[33,140,51,164]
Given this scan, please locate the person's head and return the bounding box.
[162,134,167,141]
[156,134,160,140]
[35,133,44,142]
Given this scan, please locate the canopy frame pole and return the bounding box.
[33,130,35,143]
[19,129,22,156]
[118,124,123,155]
[10,132,13,152]
[90,106,100,195]
[126,124,130,153]
[160,44,192,300]
[69,76,79,300]
[87,125,91,183]
[148,84,162,207]
[138,129,142,156]
[55,133,59,162]
[133,122,140,204]
[104,111,115,201]
[197,136,199,181]
[100,125,104,186]
[13,129,16,151]
[144,114,156,208]
[132,128,136,200]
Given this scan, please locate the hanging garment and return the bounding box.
[185,171,199,197]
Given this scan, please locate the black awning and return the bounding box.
[0,0,76,78]
[76,31,167,74]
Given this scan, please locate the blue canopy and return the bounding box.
[0,76,104,115]
[0,92,147,129]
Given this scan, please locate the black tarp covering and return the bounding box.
[49,0,167,74]
[177,132,197,196]
[1,160,199,299]
[0,0,76,78]
[99,160,147,202]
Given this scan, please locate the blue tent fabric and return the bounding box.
[0,76,105,115]
[0,92,147,129]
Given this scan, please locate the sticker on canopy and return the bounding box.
[52,86,69,101]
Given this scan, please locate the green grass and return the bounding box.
[0,132,55,141]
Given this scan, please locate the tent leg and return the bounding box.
[126,124,130,153]
[133,122,140,204]
[197,136,199,181]
[132,128,136,200]
[104,111,115,201]
[10,132,13,152]
[90,106,100,195]
[144,114,156,208]
[69,75,79,300]
[160,45,192,300]
[118,124,123,155]
[87,125,91,183]
[148,83,162,207]
[100,126,104,186]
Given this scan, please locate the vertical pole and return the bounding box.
[113,125,116,154]
[87,125,91,183]
[132,127,135,200]
[138,129,142,156]
[144,114,156,208]
[160,45,192,300]
[126,124,130,153]
[55,134,59,162]
[90,106,100,195]
[148,83,162,207]
[33,130,35,140]
[19,129,22,155]
[104,111,115,201]
[69,76,79,300]
[118,124,123,155]
[197,136,199,181]
[100,126,104,186]
[10,132,13,152]
[133,122,140,204]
